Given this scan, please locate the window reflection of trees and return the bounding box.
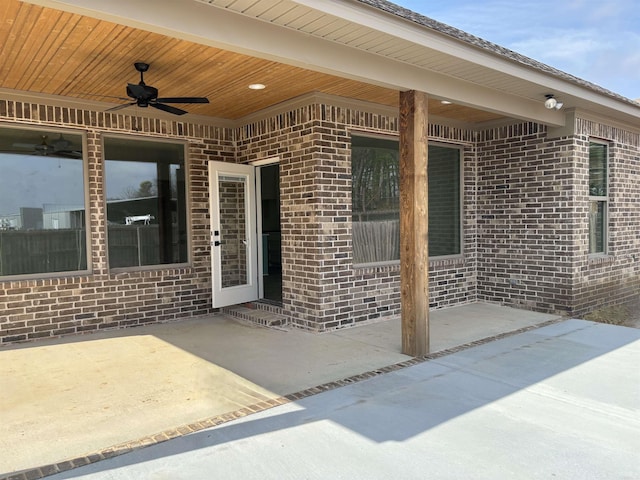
[351,136,462,264]
[352,146,400,222]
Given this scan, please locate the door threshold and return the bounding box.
[257,298,283,307]
[222,302,288,329]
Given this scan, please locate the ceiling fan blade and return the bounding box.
[13,142,37,149]
[156,97,209,104]
[105,102,136,112]
[5,149,36,155]
[150,102,188,116]
[12,135,49,152]
[78,93,130,101]
[55,150,83,159]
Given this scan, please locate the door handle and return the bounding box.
[214,241,221,246]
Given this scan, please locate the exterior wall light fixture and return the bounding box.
[544,94,564,110]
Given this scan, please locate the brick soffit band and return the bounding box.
[1,89,638,140]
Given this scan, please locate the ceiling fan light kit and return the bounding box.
[107,62,209,115]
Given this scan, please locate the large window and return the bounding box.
[104,137,188,268]
[0,127,87,277]
[351,135,461,265]
[589,141,608,254]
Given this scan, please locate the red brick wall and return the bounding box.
[236,100,479,331]
[571,117,640,315]
[475,123,576,313]
[0,99,234,343]
[1,96,637,344]
[476,119,639,316]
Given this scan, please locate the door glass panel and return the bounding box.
[260,164,282,303]
[219,175,248,288]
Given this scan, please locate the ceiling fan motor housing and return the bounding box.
[134,62,149,73]
[126,83,159,107]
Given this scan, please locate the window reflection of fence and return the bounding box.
[352,220,400,264]
[0,229,87,276]
[0,225,177,276]
[107,225,161,268]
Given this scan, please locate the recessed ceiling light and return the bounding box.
[248,83,266,90]
[441,100,452,105]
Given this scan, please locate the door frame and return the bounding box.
[253,157,281,301]
[208,161,258,308]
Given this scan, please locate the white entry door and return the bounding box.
[208,161,258,308]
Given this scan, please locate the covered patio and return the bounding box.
[1,303,562,477]
[4,0,638,353]
[0,2,638,476]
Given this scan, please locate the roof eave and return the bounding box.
[21,0,639,127]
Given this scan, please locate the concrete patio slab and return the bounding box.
[45,320,640,480]
[1,302,561,477]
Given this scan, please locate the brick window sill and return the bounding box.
[354,255,466,274]
[588,254,614,266]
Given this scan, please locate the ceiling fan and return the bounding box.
[107,62,210,115]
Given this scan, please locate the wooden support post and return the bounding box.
[399,90,429,356]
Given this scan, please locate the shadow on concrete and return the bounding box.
[46,319,640,479]
[0,304,566,477]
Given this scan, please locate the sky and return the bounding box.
[0,155,154,216]
[1,155,85,216]
[393,0,640,100]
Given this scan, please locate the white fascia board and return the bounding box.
[292,0,639,114]
[23,0,565,126]
[289,0,548,79]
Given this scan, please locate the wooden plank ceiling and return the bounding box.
[0,0,503,123]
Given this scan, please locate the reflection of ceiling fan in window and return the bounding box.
[12,134,82,158]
